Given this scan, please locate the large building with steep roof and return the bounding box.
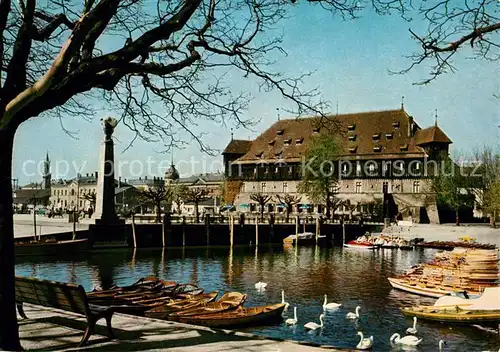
[223,107,453,223]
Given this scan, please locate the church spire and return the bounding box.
[434,109,438,126]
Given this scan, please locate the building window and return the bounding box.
[64,190,67,195]
[355,182,362,193]
[288,166,293,175]
[356,163,361,176]
[283,182,288,193]
[386,133,393,140]
[261,183,267,193]
[332,184,340,193]
[413,181,420,193]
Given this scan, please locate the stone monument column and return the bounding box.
[94,117,120,224]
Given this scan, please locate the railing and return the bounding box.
[125,213,383,225]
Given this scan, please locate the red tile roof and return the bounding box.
[231,109,452,164]
[415,125,452,145]
[222,139,253,154]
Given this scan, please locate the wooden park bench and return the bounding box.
[15,276,116,346]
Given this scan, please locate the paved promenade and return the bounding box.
[14,214,90,239]
[19,304,349,351]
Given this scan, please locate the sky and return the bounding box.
[12,2,500,185]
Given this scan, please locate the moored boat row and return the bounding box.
[88,277,286,328]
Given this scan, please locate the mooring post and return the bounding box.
[229,215,234,247]
[315,215,320,244]
[182,216,186,247]
[255,216,259,247]
[295,215,299,246]
[131,212,137,248]
[161,213,166,247]
[72,210,77,241]
[269,213,275,244]
[342,216,346,245]
[205,214,211,246]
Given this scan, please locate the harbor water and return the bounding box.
[15,245,500,351]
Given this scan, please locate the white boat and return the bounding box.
[387,277,484,298]
[283,232,326,246]
[343,240,376,250]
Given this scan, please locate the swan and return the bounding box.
[438,340,447,351]
[390,333,422,346]
[304,313,324,330]
[323,294,342,310]
[406,316,418,334]
[285,307,297,325]
[255,282,267,290]
[346,306,361,319]
[281,290,290,310]
[356,331,373,350]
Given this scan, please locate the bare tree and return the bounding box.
[139,184,173,223]
[275,194,300,222]
[182,187,211,223]
[395,0,499,84]
[250,192,272,222]
[0,0,497,348]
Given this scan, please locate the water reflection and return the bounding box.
[15,246,499,351]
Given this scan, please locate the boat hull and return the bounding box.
[343,243,376,250]
[388,278,453,298]
[15,239,89,256]
[174,303,286,328]
[401,307,500,324]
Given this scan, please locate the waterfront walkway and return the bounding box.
[19,304,349,351]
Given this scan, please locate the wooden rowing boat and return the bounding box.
[401,286,500,324]
[387,277,476,298]
[171,303,286,328]
[401,307,500,324]
[168,292,247,321]
[144,291,219,319]
[344,241,376,250]
[15,238,90,256]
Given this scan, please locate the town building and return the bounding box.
[12,153,51,212]
[223,107,453,223]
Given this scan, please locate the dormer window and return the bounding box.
[275,151,283,159]
[373,145,382,152]
[347,124,356,131]
[348,135,357,141]
[400,144,408,151]
[295,138,304,145]
[392,121,400,128]
[277,129,284,136]
[284,138,292,146]
[256,151,263,158]
[372,133,381,140]
[386,133,393,140]
[312,126,320,133]
[348,146,358,153]
[268,140,275,146]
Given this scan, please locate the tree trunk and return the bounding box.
[194,202,199,223]
[0,130,22,350]
[155,202,161,223]
[455,210,460,226]
[285,205,290,223]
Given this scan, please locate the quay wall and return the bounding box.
[87,222,382,248]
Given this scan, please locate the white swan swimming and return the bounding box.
[304,313,324,330]
[255,282,267,290]
[346,306,361,319]
[285,306,297,325]
[281,290,290,310]
[356,331,373,350]
[323,294,342,310]
[439,340,447,351]
[390,333,422,346]
[406,316,418,334]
